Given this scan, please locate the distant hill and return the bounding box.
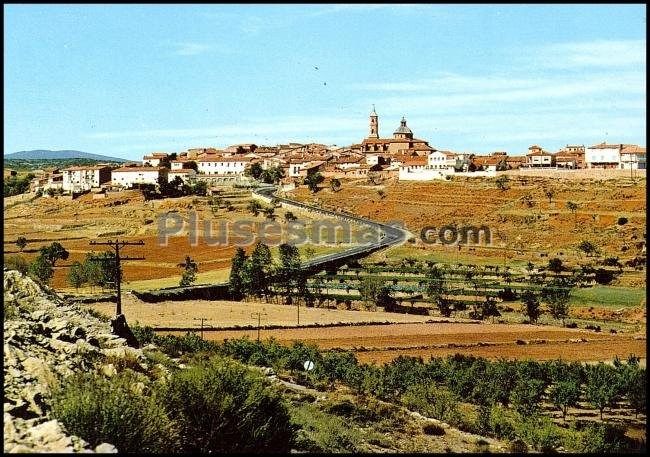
[5,150,128,162]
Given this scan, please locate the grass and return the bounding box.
[570,286,646,309]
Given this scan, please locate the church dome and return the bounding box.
[394,117,412,135]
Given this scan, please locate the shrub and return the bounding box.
[508,438,528,453]
[515,415,562,452]
[617,216,628,225]
[161,356,293,453]
[49,371,178,453]
[401,384,463,427]
[289,403,362,452]
[422,422,446,436]
[571,422,629,453]
[4,255,29,274]
[488,405,517,441]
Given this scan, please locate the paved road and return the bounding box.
[252,185,411,272]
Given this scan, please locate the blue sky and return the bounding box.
[4,4,646,160]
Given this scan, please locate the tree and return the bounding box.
[547,257,563,274]
[585,363,619,420]
[67,261,86,290]
[303,172,324,193]
[186,160,198,171]
[178,256,198,287]
[541,280,571,324]
[263,206,275,220]
[495,175,510,191]
[191,181,207,196]
[244,242,273,299]
[245,162,264,180]
[16,236,28,252]
[28,255,54,284]
[83,252,119,292]
[284,211,297,222]
[550,380,582,421]
[480,296,501,321]
[276,243,302,303]
[510,378,546,416]
[359,276,388,311]
[623,367,646,418]
[330,178,342,192]
[248,200,262,216]
[521,290,541,324]
[40,242,69,266]
[426,266,451,317]
[577,240,599,257]
[543,187,555,204]
[228,248,248,299]
[566,201,579,222]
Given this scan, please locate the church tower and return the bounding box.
[369,105,379,139]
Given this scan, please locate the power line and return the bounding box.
[88,239,145,316]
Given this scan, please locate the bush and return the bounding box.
[617,216,628,225]
[4,255,29,274]
[422,422,446,436]
[401,384,463,427]
[571,422,630,453]
[515,415,562,452]
[49,371,178,453]
[289,403,362,452]
[161,356,293,453]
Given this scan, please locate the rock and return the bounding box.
[95,443,118,453]
[100,363,117,378]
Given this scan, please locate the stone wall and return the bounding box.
[3,269,148,453]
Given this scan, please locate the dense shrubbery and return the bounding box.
[161,356,293,453]
[49,371,178,453]
[129,328,645,453]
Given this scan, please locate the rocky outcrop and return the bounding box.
[3,270,145,453]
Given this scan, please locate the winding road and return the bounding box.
[252,185,412,272]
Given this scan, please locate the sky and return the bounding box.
[4,4,647,160]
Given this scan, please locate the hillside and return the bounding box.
[5,150,128,162]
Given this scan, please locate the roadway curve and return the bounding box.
[252,185,412,272]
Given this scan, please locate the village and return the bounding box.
[25,108,647,196]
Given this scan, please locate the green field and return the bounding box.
[570,286,646,308]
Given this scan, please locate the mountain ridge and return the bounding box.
[5,150,128,162]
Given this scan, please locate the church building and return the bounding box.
[352,107,435,155]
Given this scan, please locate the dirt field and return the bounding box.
[158,319,646,364]
[288,176,646,264]
[88,295,440,328]
[4,189,353,289]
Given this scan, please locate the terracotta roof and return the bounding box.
[401,157,428,166]
[526,150,552,156]
[63,165,112,171]
[196,156,252,163]
[588,142,623,149]
[112,167,166,173]
[621,145,646,155]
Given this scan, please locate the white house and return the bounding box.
[332,156,363,170]
[62,165,112,192]
[167,169,196,183]
[525,146,554,167]
[142,152,169,167]
[585,143,621,169]
[111,167,167,188]
[427,151,457,171]
[196,156,251,175]
[619,145,646,170]
[288,159,325,177]
[398,156,451,181]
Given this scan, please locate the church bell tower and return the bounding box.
[369,105,379,139]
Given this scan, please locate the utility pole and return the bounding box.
[89,239,145,316]
[251,312,267,342]
[193,317,209,339]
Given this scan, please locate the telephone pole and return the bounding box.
[194,317,210,339]
[89,239,145,316]
[251,312,267,342]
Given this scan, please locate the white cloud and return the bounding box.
[533,39,646,69]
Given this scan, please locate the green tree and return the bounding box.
[83,252,119,292]
[67,261,86,290]
[495,175,510,191]
[276,243,302,303]
[244,242,273,299]
[541,280,571,324]
[550,380,581,421]
[330,178,342,192]
[245,162,264,180]
[521,290,541,324]
[191,181,207,196]
[510,378,546,416]
[40,241,69,266]
[284,211,297,222]
[623,367,646,417]
[228,248,248,299]
[585,363,619,420]
[543,187,555,204]
[547,257,563,273]
[27,255,54,284]
[358,276,389,311]
[577,240,599,257]
[566,201,579,222]
[304,172,324,193]
[5,255,29,274]
[426,266,451,316]
[248,200,262,216]
[178,256,198,287]
[263,205,275,220]
[16,236,28,252]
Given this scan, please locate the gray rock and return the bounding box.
[95,443,119,453]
